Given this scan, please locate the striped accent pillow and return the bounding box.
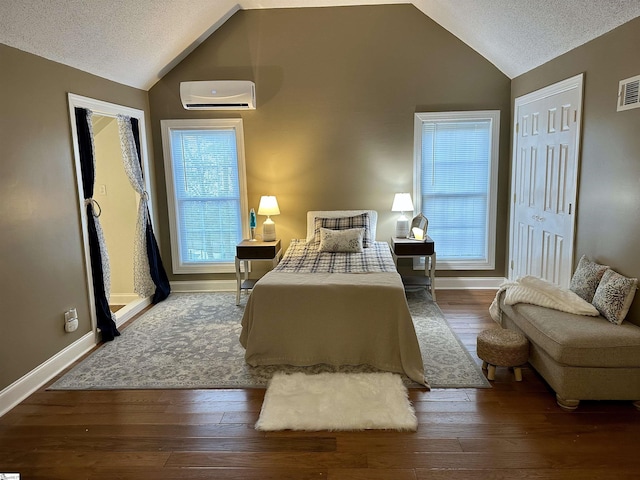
[312,213,372,247]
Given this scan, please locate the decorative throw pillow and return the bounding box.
[569,255,609,302]
[592,269,638,325]
[318,227,364,253]
[313,213,372,247]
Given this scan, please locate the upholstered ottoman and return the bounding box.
[477,328,529,381]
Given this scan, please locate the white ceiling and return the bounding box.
[2,0,640,90]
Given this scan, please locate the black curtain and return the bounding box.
[129,118,171,304]
[74,107,120,341]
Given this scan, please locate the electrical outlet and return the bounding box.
[64,308,78,333]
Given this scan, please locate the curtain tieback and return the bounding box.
[140,191,150,213]
[84,198,102,217]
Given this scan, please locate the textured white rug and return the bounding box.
[255,372,418,431]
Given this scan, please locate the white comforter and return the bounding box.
[489,276,599,322]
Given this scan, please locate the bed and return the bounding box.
[239,210,428,386]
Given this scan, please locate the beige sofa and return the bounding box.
[498,299,640,410]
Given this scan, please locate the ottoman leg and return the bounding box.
[514,367,522,382]
[482,361,488,370]
[487,364,496,380]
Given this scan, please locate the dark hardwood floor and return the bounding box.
[1,289,639,479]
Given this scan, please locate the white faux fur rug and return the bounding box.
[255,372,417,431]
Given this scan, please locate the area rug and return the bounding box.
[49,290,490,390]
[255,372,417,431]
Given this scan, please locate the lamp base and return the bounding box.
[395,217,410,238]
[262,219,276,242]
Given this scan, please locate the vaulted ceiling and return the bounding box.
[2,0,640,90]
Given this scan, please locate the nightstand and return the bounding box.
[235,239,282,305]
[390,236,436,301]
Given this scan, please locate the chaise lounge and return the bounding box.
[492,257,640,410]
[497,300,640,410]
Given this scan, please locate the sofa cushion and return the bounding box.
[500,301,640,368]
[592,269,637,325]
[569,255,608,303]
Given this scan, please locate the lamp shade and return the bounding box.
[391,193,414,212]
[258,196,280,216]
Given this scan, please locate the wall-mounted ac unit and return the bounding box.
[617,74,640,112]
[180,80,256,110]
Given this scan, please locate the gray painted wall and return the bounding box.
[148,5,512,282]
[0,43,150,390]
[512,16,640,325]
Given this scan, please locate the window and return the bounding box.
[414,111,499,270]
[161,119,248,273]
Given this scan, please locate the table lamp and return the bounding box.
[392,193,413,238]
[258,195,280,241]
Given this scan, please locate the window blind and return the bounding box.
[170,129,242,265]
[420,119,492,261]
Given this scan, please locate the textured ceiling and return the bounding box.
[1,0,640,90]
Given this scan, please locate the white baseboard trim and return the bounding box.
[0,295,154,418]
[110,293,140,305]
[435,277,506,290]
[0,331,96,418]
[115,296,152,328]
[170,279,236,292]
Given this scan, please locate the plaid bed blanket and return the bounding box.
[274,239,397,273]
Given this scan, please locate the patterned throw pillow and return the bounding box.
[569,255,609,302]
[592,269,638,325]
[313,213,372,247]
[318,227,364,253]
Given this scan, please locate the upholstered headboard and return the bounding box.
[306,210,378,242]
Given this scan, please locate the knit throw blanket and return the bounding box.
[490,275,599,323]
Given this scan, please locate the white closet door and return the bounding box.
[509,74,583,287]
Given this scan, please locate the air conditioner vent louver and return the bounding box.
[617,74,640,112]
[185,103,250,109]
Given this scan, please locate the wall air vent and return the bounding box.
[617,74,640,112]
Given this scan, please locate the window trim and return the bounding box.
[413,110,500,270]
[160,118,249,274]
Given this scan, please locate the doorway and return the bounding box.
[68,94,155,336]
[91,115,139,313]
